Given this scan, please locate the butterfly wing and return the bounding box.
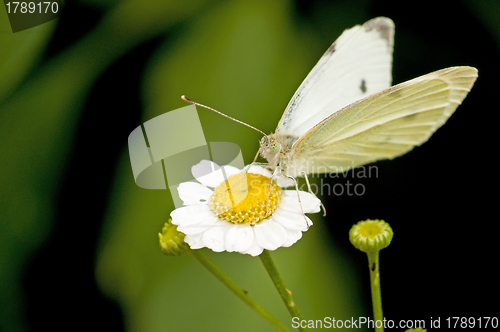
[289,66,478,174]
[276,17,394,139]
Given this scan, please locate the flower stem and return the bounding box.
[260,250,308,332]
[191,249,290,332]
[367,251,384,332]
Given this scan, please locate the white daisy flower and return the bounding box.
[170,160,321,256]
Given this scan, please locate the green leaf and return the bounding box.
[0,8,57,101]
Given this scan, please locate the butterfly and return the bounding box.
[182,16,477,210]
[257,17,477,179]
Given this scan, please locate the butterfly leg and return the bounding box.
[280,170,312,229]
[302,171,327,217]
[263,167,280,218]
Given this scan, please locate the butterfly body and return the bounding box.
[257,17,477,179]
[259,132,301,177]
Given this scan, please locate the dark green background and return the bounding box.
[1,0,498,331]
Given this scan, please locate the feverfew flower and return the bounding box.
[170,161,321,256]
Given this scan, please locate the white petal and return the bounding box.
[253,220,288,251]
[171,204,210,225]
[184,233,204,249]
[225,224,255,253]
[194,163,242,188]
[177,182,213,205]
[282,230,303,247]
[241,238,264,256]
[177,217,218,235]
[272,207,312,231]
[171,205,207,225]
[276,176,295,188]
[280,190,321,214]
[191,160,219,182]
[201,220,231,252]
[247,165,272,177]
[172,205,219,235]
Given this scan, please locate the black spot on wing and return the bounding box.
[360,79,367,93]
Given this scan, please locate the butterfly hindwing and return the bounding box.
[289,66,478,174]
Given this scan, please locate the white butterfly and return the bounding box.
[258,17,477,179]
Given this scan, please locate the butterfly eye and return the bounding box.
[270,142,281,153]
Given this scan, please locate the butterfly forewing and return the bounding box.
[288,66,478,175]
[277,17,395,138]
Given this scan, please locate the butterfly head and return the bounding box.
[259,135,281,162]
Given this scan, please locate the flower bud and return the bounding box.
[349,219,393,253]
[159,218,190,256]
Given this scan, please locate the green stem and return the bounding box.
[367,251,384,332]
[260,250,307,332]
[191,249,290,332]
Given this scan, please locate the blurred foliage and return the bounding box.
[1,0,210,330]
[0,8,56,101]
[1,0,499,331]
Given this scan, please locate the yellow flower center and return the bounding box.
[349,219,393,253]
[209,172,281,225]
[357,221,384,239]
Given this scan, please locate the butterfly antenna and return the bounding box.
[181,95,268,137]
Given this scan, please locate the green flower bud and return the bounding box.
[349,219,393,253]
[159,218,190,256]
